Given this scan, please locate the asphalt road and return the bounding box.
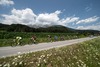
[0,37,96,58]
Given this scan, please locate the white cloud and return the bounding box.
[76,25,100,31]
[1,8,100,31]
[76,16,99,24]
[60,17,79,26]
[2,8,36,25]
[36,10,61,26]
[1,8,79,27]
[85,7,92,12]
[0,0,14,6]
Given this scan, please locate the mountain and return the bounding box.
[0,24,35,32]
[0,23,9,31]
[0,23,100,35]
[0,23,74,33]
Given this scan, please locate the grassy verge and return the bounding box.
[0,37,100,67]
[0,32,85,47]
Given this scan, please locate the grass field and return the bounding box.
[0,32,86,47]
[0,37,100,67]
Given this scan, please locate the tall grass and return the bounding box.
[0,37,100,67]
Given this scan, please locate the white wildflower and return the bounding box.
[38,58,41,60]
[40,55,45,58]
[43,59,47,63]
[4,63,10,67]
[30,61,33,64]
[95,58,98,60]
[0,64,2,66]
[78,64,81,67]
[73,56,77,59]
[19,61,23,65]
[38,58,41,63]
[24,63,26,65]
[54,53,57,55]
[83,64,87,67]
[18,55,21,58]
[15,63,17,66]
[14,57,17,60]
[12,62,15,65]
[98,62,100,65]
[72,63,74,65]
[37,63,40,66]
[86,57,88,59]
[47,54,51,57]
[76,62,79,64]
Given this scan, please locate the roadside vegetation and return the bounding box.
[0,37,100,67]
[0,32,86,47]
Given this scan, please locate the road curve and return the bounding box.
[0,37,97,58]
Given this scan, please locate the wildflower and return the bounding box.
[79,60,82,62]
[77,49,80,52]
[72,63,74,65]
[15,63,17,66]
[86,57,88,60]
[37,63,40,66]
[3,64,7,67]
[38,58,41,63]
[76,62,79,64]
[39,57,41,60]
[24,63,26,65]
[4,63,10,67]
[68,58,70,60]
[83,64,87,67]
[30,61,33,64]
[98,62,100,65]
[54,53,57,55]
[47,54,51,57]
[78,64,81,67]
[51,61,52,62]
[73,56,77,59]
[12,62,15,65]
[14,57,17,60]
[95,58,98,60]
[19,61,23,65]
[18,55,21,58]
[43,59,47,63]
[0,64,2,67]
[40,55,45,58]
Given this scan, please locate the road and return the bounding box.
[0,37,96,58]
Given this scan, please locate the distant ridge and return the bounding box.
[0,23,99,35]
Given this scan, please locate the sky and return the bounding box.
[0,0,100,31]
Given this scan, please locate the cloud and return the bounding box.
[36,10,61,26]
[76,16,99,24]
[1,8,100,31]
[60,17,79,26]
[1,8,79,27]
[76,24,100,31]
[2,8,36,25]
[0,0,14,6]
[85,7,92,12]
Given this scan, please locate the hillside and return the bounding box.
[0,23,100,35]
[0,24,74,33]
